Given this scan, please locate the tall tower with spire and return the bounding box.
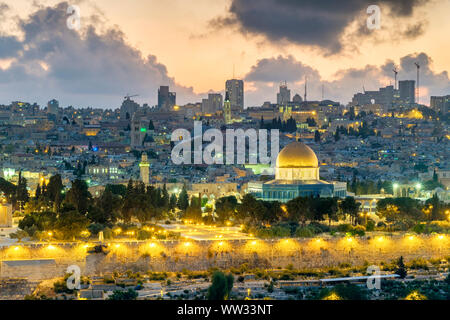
[223,91,232,124]
[139,152,150,185]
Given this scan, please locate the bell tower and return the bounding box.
[139,152,150,185]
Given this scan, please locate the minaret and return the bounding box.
[139,152,150,185]
[223,91,232,125]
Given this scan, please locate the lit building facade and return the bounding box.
[248,141,347,202]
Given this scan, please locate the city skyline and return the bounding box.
[1,1,450,108]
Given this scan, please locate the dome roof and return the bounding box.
[276,141,318,168]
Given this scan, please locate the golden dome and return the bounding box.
[276,141,318,168]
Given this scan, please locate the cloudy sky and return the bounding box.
[0,0,449,108]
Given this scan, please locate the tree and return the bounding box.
[185,195,202,222]
[65,179,91,215]
[394,256,407,279]
[47,174,63,210]
[47,174,63,201]
[339,197,361,225]
[169,193,178,213]
[55,207,89,240]
[315,198,339,225]
[0,177,16,202]
[207,271,234,300]
[314,130,321,143]
[16,171,29,209]
[89,189,121,224]
[109,289,138,300]
[286,197,314,225]
[376,198,424,225]
[105,184,127,197]
[121,179,135,222]
[35,184,42,200]
[177,185,189,212]
[426,193,445,221]
[260,201,283,225]
[215,196,238,223]
[236,194,265,224]
[334,129,340,142]
[161,184,170,210]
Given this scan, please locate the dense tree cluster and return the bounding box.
[260,116,297,132]
[334,120,377,141]
[14,175,193,240]
[348,177,393,195]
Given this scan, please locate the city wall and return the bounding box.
[0,235,448,280]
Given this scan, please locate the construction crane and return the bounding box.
[392,67,398,90]
[304,75,307,104]
[124,94,139,100]
[414,62,420,104]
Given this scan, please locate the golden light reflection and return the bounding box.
[210,241,231,253]
[38,244,65,258]
[309,238,327,251]
[275,239,300,253]
[109,243,129,256]
[139,242,165,256]
[5,246,31,259]
[176,241,199,255]
[243,240,269,254]
[323,293,342,300]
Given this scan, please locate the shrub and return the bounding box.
[295,226,315,238]
[88,223,105,235]
[137,230,152,240]
[351,225,366,237]
[336,224,354,233]
[365,219,376,231]
[256,226,291,238]
[309,222,330,233]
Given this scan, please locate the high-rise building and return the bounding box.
[139,152,150,185]
[158,86,176,110]
[120,97,140,120]
[277,82,291,105]
[430,95,450,114]
[225,79,244,112]
[223,91,232,124]
[399,80,415,105]
[47,99,59,115]
[351,85,395,109]
[201,93,223,114]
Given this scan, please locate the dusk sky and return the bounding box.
[1,0,450,108]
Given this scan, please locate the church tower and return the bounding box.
[139,152,150,185]
[223,91,232,124]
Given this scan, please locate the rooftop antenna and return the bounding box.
[363,85,366,94]
[322,83,324,101]
[393,67,398,90]
[233,63,235,79]
[414,62,420,104]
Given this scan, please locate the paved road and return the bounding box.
[160,224,255,240]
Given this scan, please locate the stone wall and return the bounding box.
[0,235,448,280]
